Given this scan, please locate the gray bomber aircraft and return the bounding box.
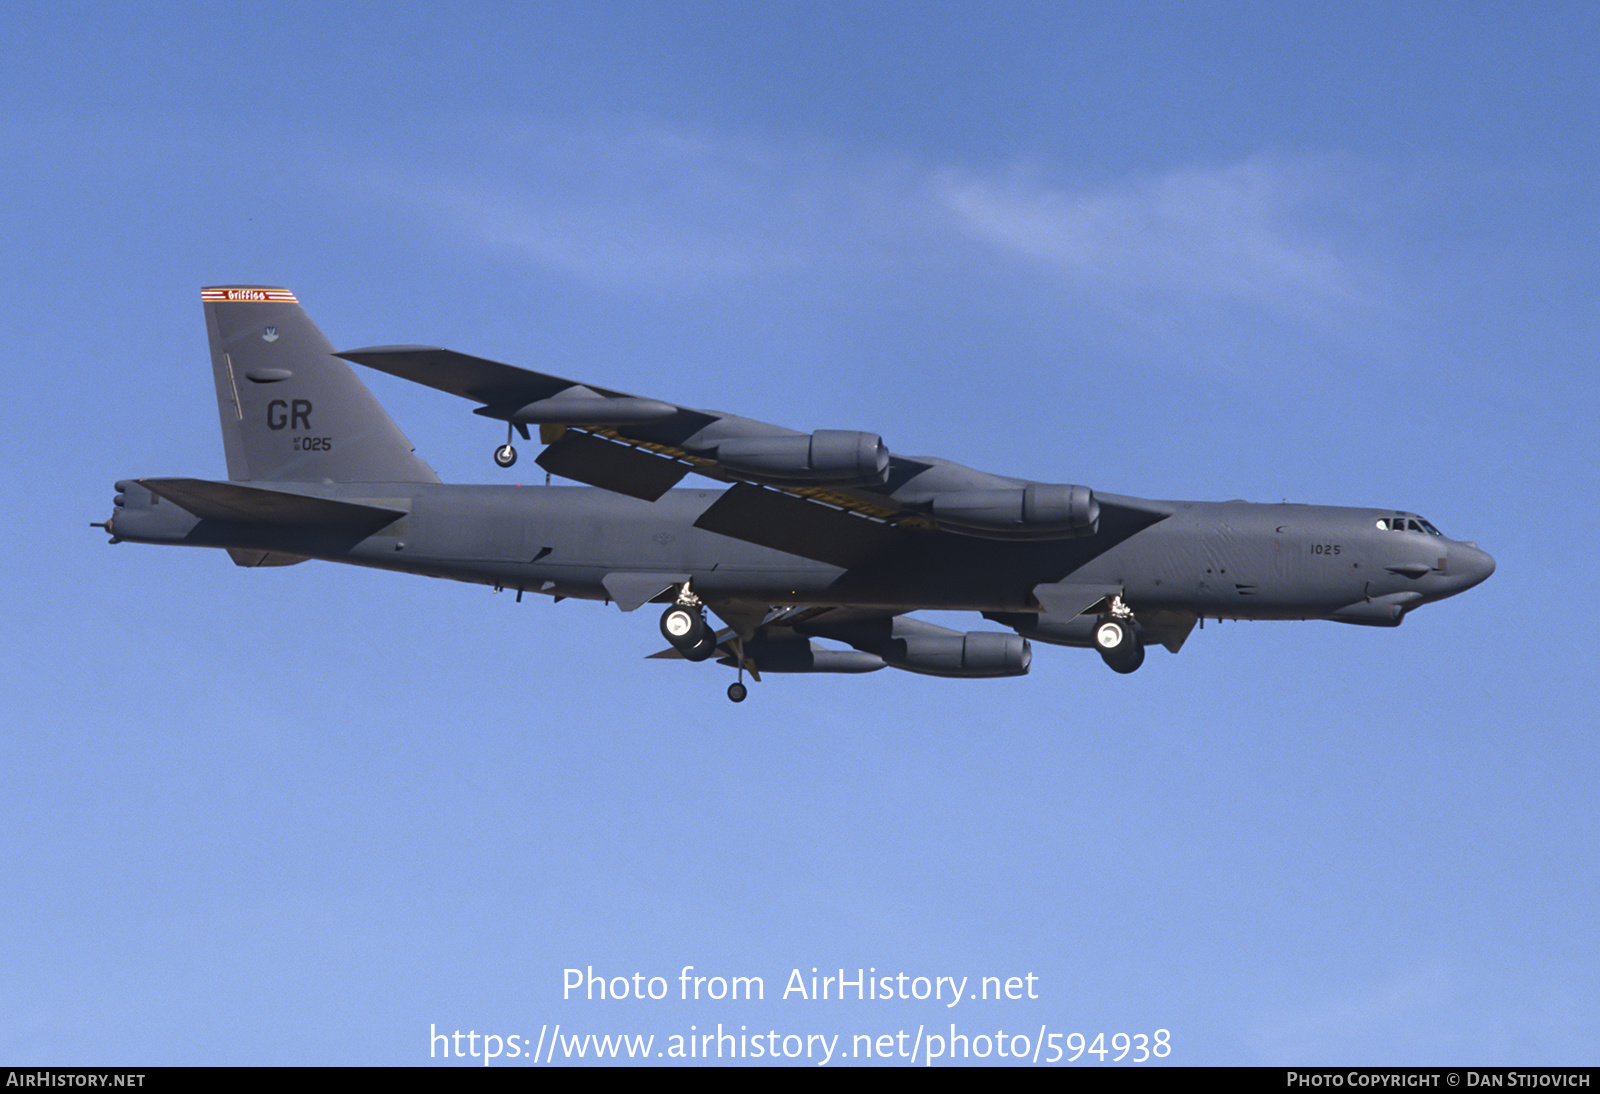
[101,287,1495,701]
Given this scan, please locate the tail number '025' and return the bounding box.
[293,436,333,451]
[1312,543,1342,555]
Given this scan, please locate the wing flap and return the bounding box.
[535,431,692,501]
[693,483,904,569]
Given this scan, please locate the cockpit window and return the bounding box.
[1377,516,1445,536]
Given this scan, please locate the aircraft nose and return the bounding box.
[1449,542,1495,591]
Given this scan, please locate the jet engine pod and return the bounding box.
[716,430,890,486]
[887,632,1032,678]
[932,483,1099,538]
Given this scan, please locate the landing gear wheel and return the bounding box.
[727,682,748,703]
[1092,617,1134,656]
[682,630,718,662]
[661,605,717,661]
[1105,643,1145,674]
[1093,615,1143,673]
[660,605,700,643]
[493,444,518,468]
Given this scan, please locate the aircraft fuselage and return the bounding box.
[108,480,1494,626]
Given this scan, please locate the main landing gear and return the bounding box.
[659,587,752,702]
[659,604,717,662]
[1092,599,1145,674]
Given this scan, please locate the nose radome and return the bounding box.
[1451,543,1495,589]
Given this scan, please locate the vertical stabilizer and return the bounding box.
[202,287,440,483]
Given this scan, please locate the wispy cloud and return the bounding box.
[932,153,1389,324]
[366,126,1404,340]
[381,125,923,290]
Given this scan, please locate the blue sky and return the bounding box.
[3,0,1596,1066]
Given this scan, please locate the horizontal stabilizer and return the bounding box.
[140,478,406,529]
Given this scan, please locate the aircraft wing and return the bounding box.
[338,346,1171,566]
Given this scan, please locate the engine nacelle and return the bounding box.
[716,430,890,486]
[932,483,1099,538]
[887,632,1031,678]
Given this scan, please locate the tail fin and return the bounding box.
[202,286,439,483]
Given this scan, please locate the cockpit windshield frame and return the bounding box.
[1376,515,1443,536]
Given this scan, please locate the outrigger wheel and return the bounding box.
[494,420,523,468]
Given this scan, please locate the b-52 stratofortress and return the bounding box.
[100,287,1494,701]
